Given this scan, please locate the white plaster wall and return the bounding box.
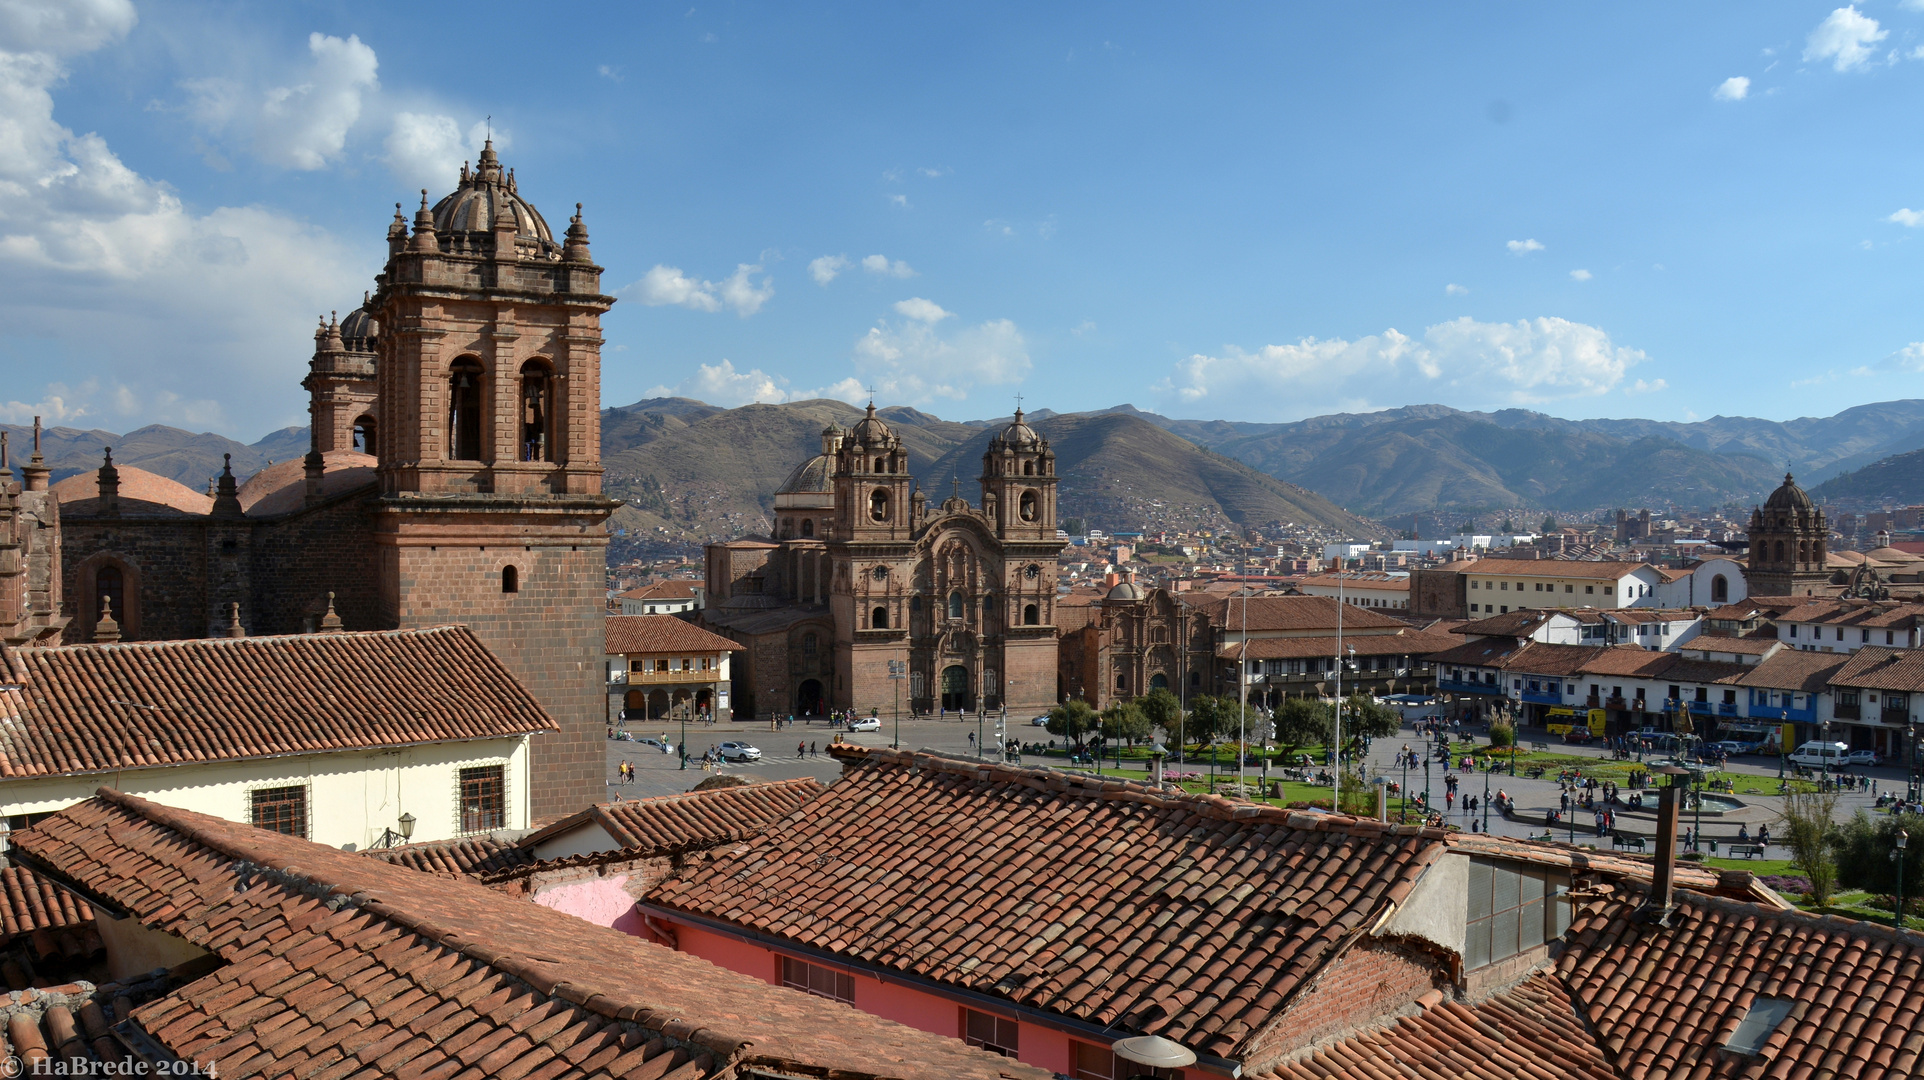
[0,736,531,850]
[532,819,620,862]
[1382,850,1468,956]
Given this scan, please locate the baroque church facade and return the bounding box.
[701,407,1066,718]
[27,144,616,821]
[1746,473,1831,597]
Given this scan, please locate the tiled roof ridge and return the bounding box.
[12,623,475,655]
[80,788,758,1064]
[1441,834,1789,905]
[592,776,826,849]
[830,745,1454,840]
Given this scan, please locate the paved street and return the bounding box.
[604,715,1903,858]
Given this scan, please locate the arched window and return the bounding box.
[1023,603,1039,625]
[1774,540,1785,563]
[780,518,794,540]
[1190,670,1201,687]
[872,606,889,629]
[910,594,921,612]
[519,360,553,462]
[1712,574,1728,603]
[1116,673,1127,691]
[1023,460,1034,476]
[801,518,815,538]
[1019,491,1037,522]
[1150,673,1169,691]
[870,489,889,522]
[95,565,123,632]
[448,358,484,461]
[874,457,885,473]
[352,415,376,454]
[984,594,996,620]
[948,591,964,619]
[501,565,519,593]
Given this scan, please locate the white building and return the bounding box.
[0,627,551,851]
[1463,561,1665,615]
[1650,556,1746,609]
[1293,570,1412,611]
[616,579,704,615]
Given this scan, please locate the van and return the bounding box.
[1787,741,1850,768]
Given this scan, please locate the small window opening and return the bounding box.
[502,565,519,593]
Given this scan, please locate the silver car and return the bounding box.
[718,741,762,762]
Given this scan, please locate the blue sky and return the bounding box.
[4,1,1924,440]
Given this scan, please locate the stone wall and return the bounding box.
[1244,937,1447,1072]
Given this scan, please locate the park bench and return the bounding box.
[1728,843,1766,859]
[1524,765,1546,780]
[1530,741,1550,752]
[1612,833,1647,853]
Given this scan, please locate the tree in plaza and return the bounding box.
[1341,694,1401,750]
[1184,694,1227,750]
[1272,697,1332,758]
[1047,699,1098,750]
[1138,687,1181,742]
[1541,515,1558,533]
[1834,810,1924,917]
[1779,786,1843,904]
[1100,700,1153,747]
[1488,719,1516,748]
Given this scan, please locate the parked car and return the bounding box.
[848,717,881,732]
[1788,741,1849,769]
[1708,740,1757,757]
[1847,749,1884,767]
[717,741,762,762]
[1561,728,1594,745]
[1031,715,1052,727]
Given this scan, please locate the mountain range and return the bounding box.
[17,397,1924,531]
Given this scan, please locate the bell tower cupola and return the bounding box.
[980,408,1057,540]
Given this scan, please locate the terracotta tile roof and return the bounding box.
[1466,561,1651,580]
[521,777,825,858]
[1557,887,1924,1079]
[0,627,555,778]
[1775,598,1924,628]
[360,835,537,879]
[0,866,95,945]
[1256,974,1620,1080]
[1596,607,1702,624]
[1829,645,1924,692]
[604,614,742,655]
[619,580,701,602]
[1425,638,1525,668]
[646,747,1450,1061]
[1501,642,1627,679]
[1704,600,1801,621]
[1451,609,1607,637]
[237,449,377,515]
[1221,629,1461,660]
[1678,635,1782,656]
[13,789,1052,1080]
[1185,594,1409,632]
[1735,649,1850,693]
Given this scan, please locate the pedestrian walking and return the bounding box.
[809,740,817,757]
[798,740,806,758]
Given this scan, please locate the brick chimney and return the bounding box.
[1645,765,1690,925]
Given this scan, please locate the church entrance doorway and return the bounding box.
[1150,673,1169,691]
[796,679,824,717]
[941,665,970,712]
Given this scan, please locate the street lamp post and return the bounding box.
[679,707,688,771]
[1896,829,1911,930]
[1422,754,1431,820]
[1692,767,1705,852]
[1482,752,1492,833]
[1401,743,1410,821]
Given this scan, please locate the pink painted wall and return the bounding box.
[668,921,1232,1079]
[531,875,636,928]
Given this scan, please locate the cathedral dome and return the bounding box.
[429,142,556,251]
[999,409,1041,449]
[777,455,832,495]
[1106,580,1147,601]
[1763,473,1814,512]
[849,402,893,446]
[338,304,377,349]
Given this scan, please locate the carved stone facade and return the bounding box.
[703,408,1065,717]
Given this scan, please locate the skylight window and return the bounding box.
[1725,997,1794,1056]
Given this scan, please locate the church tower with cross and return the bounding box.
[702,400,1065,720]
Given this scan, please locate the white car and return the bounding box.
[848,717,881,732]
[717,741,762,762]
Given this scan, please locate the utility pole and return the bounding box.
[1334,576,1344,813]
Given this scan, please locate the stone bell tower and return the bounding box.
[1747,472,1830,598]
[367,141,618,820]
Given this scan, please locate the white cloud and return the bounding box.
[1713,76,1751,101]
[383,113,494,189]
[1445,283,1469,296]
[1624,378,1667,395]
[0,379,97,424]
[1163,316,1646,416]
[183,32,378,171]
[625,262,773,316]
[861,254,915,278]
[886,193,908,208]
[1071,320,1096,335]
[1507,239,1544,255]
[852,309,1030,404]
[597,64,622,81]
[1804,6,1886,72]
[0,9,369,435]
[892,297,952,323]
[1889,208,1924,227]
[808,254,848,285]
[984,219,1014,236]
[1570,269,1592,281]
[918,166,948,178]
[643,359,862,408]
[0,0,135,53]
